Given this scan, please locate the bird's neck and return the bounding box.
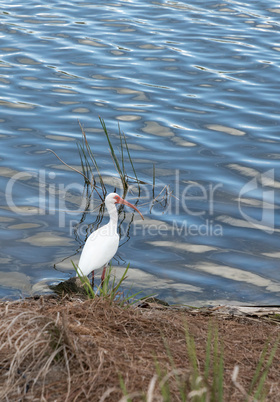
[107,204,118,231]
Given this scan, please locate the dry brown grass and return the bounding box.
[0,296,279,401]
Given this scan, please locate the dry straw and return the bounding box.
[0,296,279,401]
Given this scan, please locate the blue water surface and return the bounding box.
[0,0,280,305]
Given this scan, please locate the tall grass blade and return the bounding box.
[184,323,199,380]
[118,123,126,179]
[109,263,130,301]
[77,142,92,182]
[121,128,140,191]
[118,374,132,402]
[86,142,105,193]
[154,358,170,402]
[99,116,126,190]
[204,322,213,384]
[217,342,224,402]
[212,326,223,402]
[119,290,144,307]
[162,338,186,402]
[248,342,269,397]
[251,336,279,401]
[78,120,106,196]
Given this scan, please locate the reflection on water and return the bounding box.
[207,125,246,136]
[148,240,217,254]
[20,231,73,247]
[1,0,280,304]
[191,262,280,293]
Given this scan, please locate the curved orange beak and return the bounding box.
[114,195,144,220]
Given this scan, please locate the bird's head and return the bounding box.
[105,193,144,220]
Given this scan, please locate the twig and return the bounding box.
[46,148,90,184]
[149,185,172,213]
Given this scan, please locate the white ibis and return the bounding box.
[77,192,144,285]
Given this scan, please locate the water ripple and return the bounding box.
[1,0,280,304]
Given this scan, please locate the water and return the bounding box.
[1,0,280,305]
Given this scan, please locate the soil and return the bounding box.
[0,294,279,401]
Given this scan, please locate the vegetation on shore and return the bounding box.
[0,294,279,401]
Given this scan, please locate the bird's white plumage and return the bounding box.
[77,223,119,277]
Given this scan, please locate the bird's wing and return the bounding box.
[77,228,119,277]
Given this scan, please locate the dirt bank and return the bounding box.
[0,295,279,401]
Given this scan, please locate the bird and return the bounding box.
[77,192,144,285]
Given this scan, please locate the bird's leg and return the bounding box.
[101,265,107,288]
[91,271,94,289]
